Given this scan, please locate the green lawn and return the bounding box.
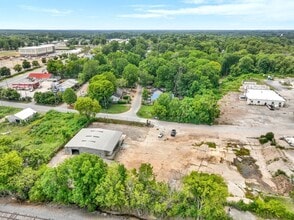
[0,106,21,119]
[137,105,154,119]
[100,104,130,114]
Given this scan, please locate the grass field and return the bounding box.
[100,104,130,114]
[0,110,89,166]
[137,105,153,119]
[0,106,21,119]
[0,51,19,57]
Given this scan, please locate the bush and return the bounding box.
[259,136,268,144]
[235,147,250,157]
[117,100,127,104]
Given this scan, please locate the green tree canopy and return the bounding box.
[74,97,101,118]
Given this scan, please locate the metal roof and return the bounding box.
[14,108,37,120]
[246,89,285,102]
[65,128,123,153]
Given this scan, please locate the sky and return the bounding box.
[0,0,293,30]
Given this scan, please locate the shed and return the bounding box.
[7,108,37,123]
[64,128,124,158]
[245,89,285,107]
[28,73,52,81]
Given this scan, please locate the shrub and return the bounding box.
[235,147,250,157]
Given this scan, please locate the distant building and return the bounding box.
[11,80,40,90]
[19,44,55,57]
[6,108,37,123]
[28,73,52,81]
[65,128,124,159]
[54,79,79,92]
[245,89,285,107]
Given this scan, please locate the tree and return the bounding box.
[142,88,149,101]
[46,59,64,76]
[74,97,101,118]
[0,66,11,76]
[62,88,77,106]
[22,60,31,69]
[41,57,46,64]
[95,164,128,211]
[123,64,139,87]
[80,60,99,82]
[13,64,22,73]
[32,60,40,67]
[88,80,115,108]
[0,151,23,191]
[170,172,228,219]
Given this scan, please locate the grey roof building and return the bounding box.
[64,128,124,159]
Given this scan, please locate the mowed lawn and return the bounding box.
[100,104,130,114]
[137,105,154,119]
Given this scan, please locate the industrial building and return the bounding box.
[65,128,124,158]
[246,89,285,107]
[12,80,40,90]
[19,44,55,57]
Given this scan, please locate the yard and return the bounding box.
[137,105,153,118]
[100,104,131,114]
[0,50,19,58]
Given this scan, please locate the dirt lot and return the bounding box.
[90,79,294,199]
[48,79,294,201]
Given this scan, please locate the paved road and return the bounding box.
[0,66,45,88]
[0,198,122,220]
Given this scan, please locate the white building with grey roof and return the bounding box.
[64,128,124,159]
[246,89,285,107]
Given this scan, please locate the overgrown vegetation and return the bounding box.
[234,147,250,157]
[230,196,294,220]
[29,154,229,219]
[0,110,90,199]
[0,106,20,119]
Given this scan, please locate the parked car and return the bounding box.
[158,132,164,138]
[171,129,176,137]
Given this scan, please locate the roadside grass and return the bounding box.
[0,106,21,119]
[100,104,131,114]
[137,105,153,119]
[220,73,265,96]
[0,50,19,57]
[0,110,89,164]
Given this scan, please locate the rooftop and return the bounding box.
[20,44,55,50]
[28,73,52,79]
[65,128,123,153]
[14,108,37,120]
[246,89,285,102]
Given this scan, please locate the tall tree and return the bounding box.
[74,97,101,118]
[123,64,139,87]
[62,88,77,106]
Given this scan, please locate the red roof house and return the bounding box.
[28,73,52,80]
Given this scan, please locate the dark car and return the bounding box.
[171,129,176,137]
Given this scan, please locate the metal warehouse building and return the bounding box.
[246,89,285,107]
[19,44,55,57]
[64,128,124,159]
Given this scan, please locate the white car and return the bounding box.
[158,132,164,138]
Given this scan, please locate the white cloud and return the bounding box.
[119,0,294,23]
[19,5,72,16]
